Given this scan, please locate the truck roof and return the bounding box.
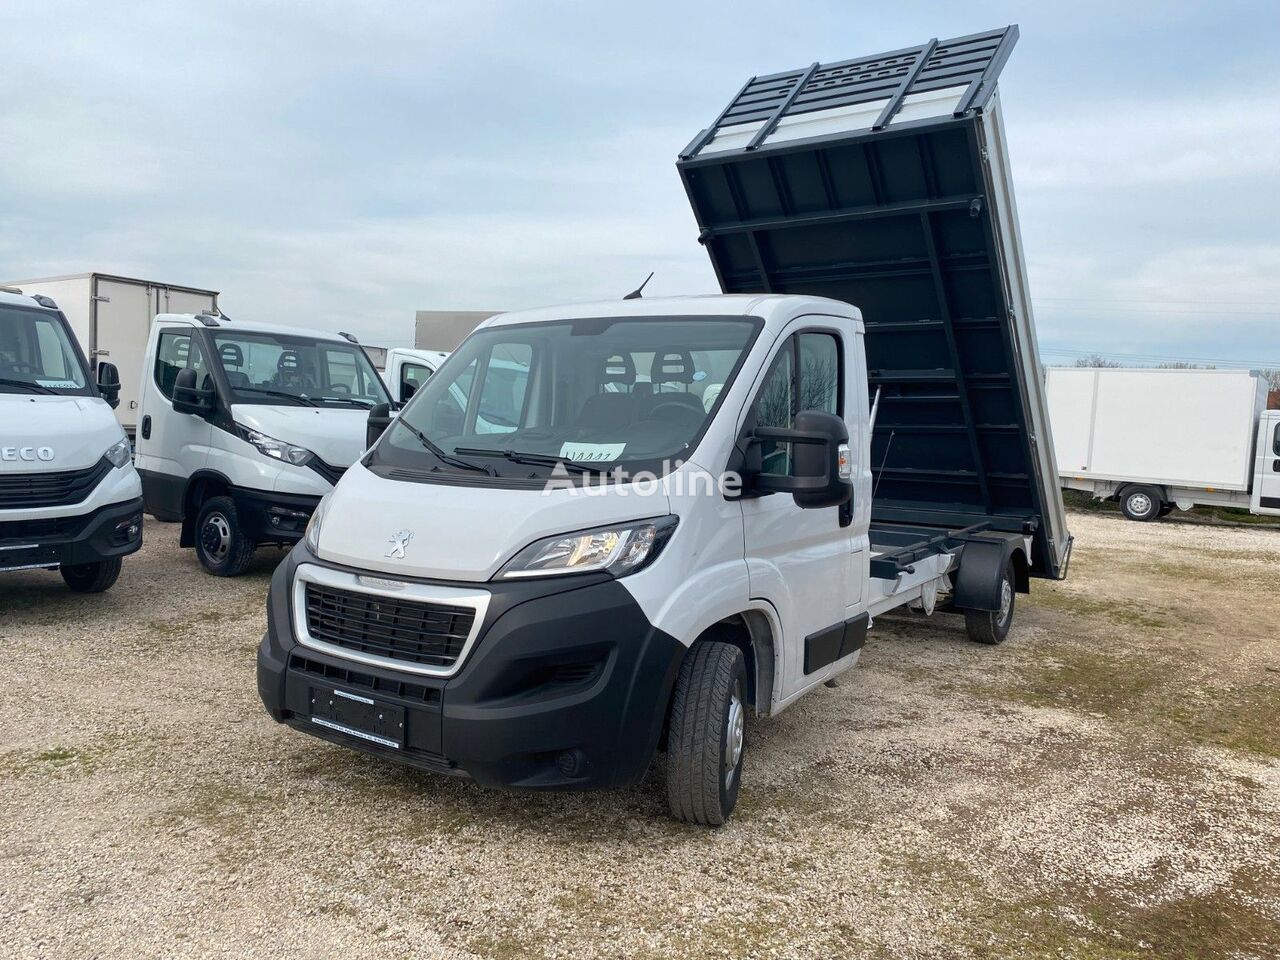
[153,313,361,345]
[677,25,1070,579]
[484,293,860,332]
[0,288,56,310]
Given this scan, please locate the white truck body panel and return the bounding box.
[4,274,218,435]
[1048,368,1268,492]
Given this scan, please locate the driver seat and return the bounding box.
[641,348,702,419]
[219,343,251,388]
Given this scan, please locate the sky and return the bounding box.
[2,1,1278,367]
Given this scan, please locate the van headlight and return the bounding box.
[497,516,678,580]
[304,494,330,554]
[104,438,132,468]
[236,425,314,466]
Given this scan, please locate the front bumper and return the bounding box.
[231,488,320,545]
[257,542,685,790]
[0,497,144,572]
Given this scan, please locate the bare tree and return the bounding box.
[1157,361,1215,370]
[1072,354,1123,369]
[1259,368,1280,391]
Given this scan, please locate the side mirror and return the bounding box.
[172,367,215,416]
[367,402,393,449]
[96,361,121,409]
[746,409,852,509]
[400,379,417,403]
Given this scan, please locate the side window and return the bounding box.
[749,331,843,475]
[154,331,207,400]
[1273,423,1279,456]
[401,362,431,401]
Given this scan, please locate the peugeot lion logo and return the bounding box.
[385,529,413,559]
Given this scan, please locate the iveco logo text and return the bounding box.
[1,446,54,462]
[385,529,413,559]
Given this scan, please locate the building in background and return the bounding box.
[414,310,501,351]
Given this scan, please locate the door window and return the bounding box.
[749,331,842,475]
[400,361,432,401]
[154,331,208,399]
[1273,423,1280,456]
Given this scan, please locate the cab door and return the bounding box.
[1256,413,1280,515]
[738,319,861,704]
[135,326,212,519]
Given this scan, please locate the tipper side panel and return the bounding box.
[678,26,1067,579]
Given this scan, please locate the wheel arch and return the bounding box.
[952,535,1028,611]
[179,469,235,547]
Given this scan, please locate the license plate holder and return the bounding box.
[309,687,405,749]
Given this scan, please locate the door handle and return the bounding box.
[141,415,152,440]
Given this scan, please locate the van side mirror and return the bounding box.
[96,361,121,409]
[367,402,393,449]
[172,367,215,416]
[745,410,852,509]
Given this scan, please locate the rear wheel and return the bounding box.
[194,496,256,576]
[60,557,123,593]
[665,642,747,827]
[964,560,1016,645]
[1120,486,1164,522]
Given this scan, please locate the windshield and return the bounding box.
[370,315,761,478]
[211,329,389,408]
[0,304,91,395]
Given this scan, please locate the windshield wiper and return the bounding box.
[454,447,607,475]
[318,395,375,407]
[0,378,59,395]
[234,387,318,407]
[396,422,496,476]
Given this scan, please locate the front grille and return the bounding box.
[304,583,475,669]
[289,654,442,705]
[0,514,89,542]
[0,458,112,510]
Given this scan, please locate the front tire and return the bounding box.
[194,496,256,576]
[60,557,123,593]
[964,560,1016,645]
[1120,486,1164,522]
[665,642,748,827]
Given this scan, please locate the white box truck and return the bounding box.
[257,27,1070,825]
[3,273,219,437]
[1047,368,1280,520]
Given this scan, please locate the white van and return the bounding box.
[135,313,391,576]
[257,295,1067,825]
[382,347,448,405]
[0,288,143,592]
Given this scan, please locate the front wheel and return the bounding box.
[964,560,1016,645]
[665,641,748,827]
[194,496,256,576]
[61,557,123,593]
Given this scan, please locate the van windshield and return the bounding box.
[211,330,389,408]
[370,315,761,478]
[0,304,91,395]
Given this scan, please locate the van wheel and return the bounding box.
[965,560,1016,645]
[195,496,256,576]
[61,557,123,593]
[665,641,747,827]
[1120,486,1164,522]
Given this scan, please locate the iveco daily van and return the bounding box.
[0,287,142,592]
[135,313,391,576]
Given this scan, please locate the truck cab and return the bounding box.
[0,288,143,592]
[1254,409,1280,515]
[383,347,449,405]
[135,313,391,576]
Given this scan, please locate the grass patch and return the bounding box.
[1027,588,1170,630]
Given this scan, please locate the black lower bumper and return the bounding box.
[231,488,320,545]
[257,543,685,790]
[0,497,144,572]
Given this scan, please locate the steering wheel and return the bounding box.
[7,361,37,375]
[329,383,351,395]
[648,401,703,425]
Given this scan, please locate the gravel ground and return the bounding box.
[1,512,1278,959]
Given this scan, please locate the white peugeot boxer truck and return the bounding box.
[0,287,142,592]
[134,313,391,576]
[257,27,1070,824]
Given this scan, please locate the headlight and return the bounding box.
[237,425,314,466]
[304,493,330,554]
[105,438,132,468]
[498,516,678,580]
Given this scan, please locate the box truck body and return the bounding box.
[1047,368,1280,519]
[4,274,218,436]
